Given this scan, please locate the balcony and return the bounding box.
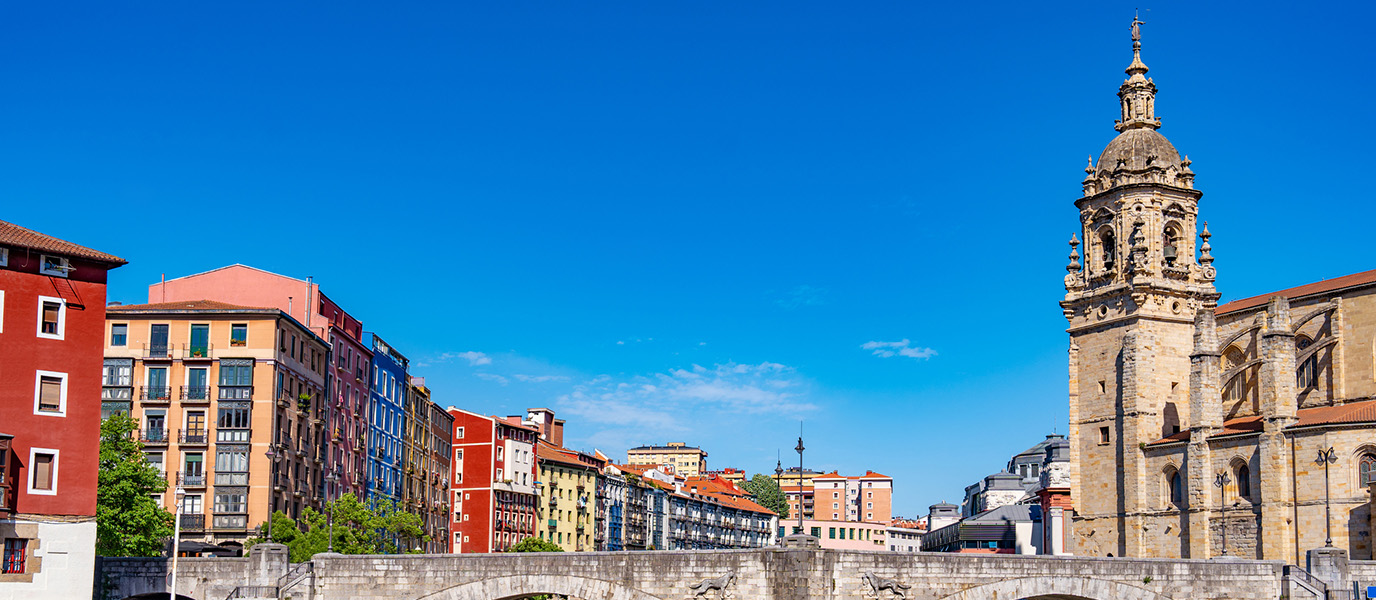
[179,429,209,445]
[215,472,249,485]
[212,514,248,530]
[217,428,251,443]
[143,344,173,360]
[180,386,211,404]
[140,386,172,404]
[182,344,213,361]
[139,428,170,445]
[177,471,207,487]
[179,514,205,531]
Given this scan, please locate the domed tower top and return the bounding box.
[1081,14,1196,196]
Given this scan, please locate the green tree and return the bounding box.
[96,414,174,556]
[742,474,789,519]
[247,494,429,561]
[507,536,564,553]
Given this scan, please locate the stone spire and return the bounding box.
[1115,13,1161,132]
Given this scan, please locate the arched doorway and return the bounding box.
[937,576,1174,600]
[416,574,665,600]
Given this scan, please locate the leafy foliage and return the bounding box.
[741,474,789,519]
[507,536,564,553]
[96,414,174,556]
[247,494,428,562]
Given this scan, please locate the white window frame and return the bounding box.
[27,447,59,496]
[110,322,129,347]
[36,296,66,340]
[0,289,5,333]
[34,370,68,417]
[39,254,71,278]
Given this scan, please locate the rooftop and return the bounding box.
[1217,267,1376,315]
[1148,398,1376,445]
[107,299,278,313]
[0,218,126,266]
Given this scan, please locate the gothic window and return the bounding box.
[1165,468,1183,506]
[1098,228,1116,271]
[1233,460,1251,502]
[1223,374,1244,403]
[1360,454,1375,487]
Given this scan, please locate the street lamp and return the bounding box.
[1213,472,1231,556]
[169,486,186,599]
[794,436,805,535]
[325,470,340,552]
[1316,447,1338,547]
[264,449,279,542]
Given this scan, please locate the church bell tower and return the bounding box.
[1061,16,1220,558]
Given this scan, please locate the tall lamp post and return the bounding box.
[1213,472,1230,556]
[794,436,805,536]
[773,458,784,540]
[325,470,340,552]
[1316,447,1338,547]
[264,449,279,542]
[169,486,186,599]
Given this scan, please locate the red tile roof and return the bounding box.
[1217,268,1376,315]
[1148,399,1376,445]
[535,439,604,470]
[108,300,276,312]
[0,218,126,265]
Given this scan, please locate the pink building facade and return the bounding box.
[148,264,371,500]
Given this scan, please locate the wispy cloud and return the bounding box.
[557,362,816,436]
[513,374,571,383]
[455,351,492,366]
[475,373,509,385]
[861,339,937,360]
[420,350,494,368]
[775,285,827,309]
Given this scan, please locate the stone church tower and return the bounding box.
[1060,19,1221,557]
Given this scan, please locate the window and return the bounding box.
[0,247,6,267]
[1360,454,1376,487]
[2,539,25,574]
[1099,426,1111,445]
[1168,470,1183,505]
[1098,228,1116,270]
[1297,354,1317,390]
[456,427,464,439]
[147,453,165,474]
[218,359,254,399]
[29,449,57,495]
[36,297,65,339]
[40,255,70,277]
[110,323,128,346]
[218,405,250,429]
[34,371,66,416]
[1235,463,1251,501]
[214,489,247,513]
[230,323,248,346]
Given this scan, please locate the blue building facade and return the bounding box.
[365,333,408,508]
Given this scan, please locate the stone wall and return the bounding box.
[95,543,286,600]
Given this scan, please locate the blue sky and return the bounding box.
[4,2,1373,518]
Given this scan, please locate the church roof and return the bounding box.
[1146,399,1376,446]
[1097,128,1182,176]
[1217,268,1376,315]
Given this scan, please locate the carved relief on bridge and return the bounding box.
[687,572,735,600]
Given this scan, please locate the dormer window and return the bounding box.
[40,255,71,277]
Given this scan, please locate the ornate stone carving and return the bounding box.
[861,573,911,600]
[688,573,735,599]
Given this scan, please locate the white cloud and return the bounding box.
[456,351,492,366]
[861,339,937,360]
[475,373,509,385]
[513,374,571,383]
[555,362,816,436]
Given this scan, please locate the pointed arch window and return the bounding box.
[1359,453,1376,487]
[1234,462,1251,502]
[1296,336,1317,390]
[1165,468,1184,506]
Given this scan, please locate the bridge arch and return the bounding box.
[937,576,1173,600]
[416,574,666,600]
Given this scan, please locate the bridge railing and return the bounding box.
[224,585,278,599]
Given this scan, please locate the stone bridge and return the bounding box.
[96,542,1376,600]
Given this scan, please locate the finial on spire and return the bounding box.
[1199,222,1214,265]
[1084,156,1094,174]
[1067,234,1082,273]
[1131,10,1145,44]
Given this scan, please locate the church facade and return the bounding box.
[1062,23,1376,563]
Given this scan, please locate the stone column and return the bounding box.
[1120,331,1153,557]
[1259,297,1297,562]
[248,542,289,587]
[1187,309,1221,557]
[1307,546,1351,598]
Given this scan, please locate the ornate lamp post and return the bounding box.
[1213,472,1230,556]
[264,449,279,542]
[169,486,186,599]
[325,470,340,552]
[1316,447,1338,547]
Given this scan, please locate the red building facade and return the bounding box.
[448,409,539,553]
[0,219,124,597]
